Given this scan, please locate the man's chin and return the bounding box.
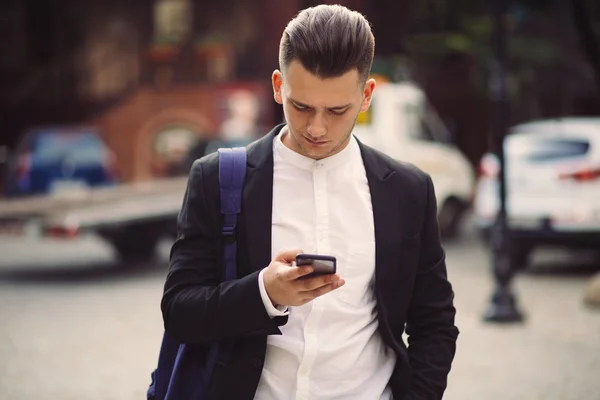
[301,146,332,160]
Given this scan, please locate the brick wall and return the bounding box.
[93,81,273,182]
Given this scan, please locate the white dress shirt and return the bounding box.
[255,128,396,400]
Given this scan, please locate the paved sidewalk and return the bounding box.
[443,225,600,400]
[0,223,599,399]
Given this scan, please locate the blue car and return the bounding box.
[5,127,118,197]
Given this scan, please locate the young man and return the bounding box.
[162,4,458,399]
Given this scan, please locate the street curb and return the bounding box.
[584,271,600,308]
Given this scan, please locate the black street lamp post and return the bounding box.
[483,0,525,323]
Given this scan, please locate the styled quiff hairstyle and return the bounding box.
[279,5,375,82]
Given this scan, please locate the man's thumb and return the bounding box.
[275,248,303,263]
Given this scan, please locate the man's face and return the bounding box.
[272,60,375,160]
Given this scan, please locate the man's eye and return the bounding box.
[329,109,347,116]
[293,104,309,112]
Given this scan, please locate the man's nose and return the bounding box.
[307,114,327,137]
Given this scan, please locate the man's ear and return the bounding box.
[360,78,376,113]
[272,70,284,105]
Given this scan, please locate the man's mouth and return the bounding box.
[305,136,328,145]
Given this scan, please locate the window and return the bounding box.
[152,126,199,162]
[153,0,192,44]
[512,138,590,163]
[30,130,107,165]
[404,102,451,144]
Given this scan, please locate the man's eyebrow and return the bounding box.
[289,97,351,111]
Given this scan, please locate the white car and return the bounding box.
[353,82,475,238]
[474,117,600,267]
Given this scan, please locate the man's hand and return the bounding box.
[263,249,345,307]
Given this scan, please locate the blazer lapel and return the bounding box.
[241,125,283,273]
[358,141,405,285]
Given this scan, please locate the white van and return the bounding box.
[353,82,475,238]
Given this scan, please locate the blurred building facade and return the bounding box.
[1,0,598,181]
[0,0,373,181]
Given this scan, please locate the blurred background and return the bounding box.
[0,0,599,399]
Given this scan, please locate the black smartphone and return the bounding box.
[295,254,337,279]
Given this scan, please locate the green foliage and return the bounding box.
[508,37,558,66]
[403,13,559,67]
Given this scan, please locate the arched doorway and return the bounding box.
[135,108,213,180]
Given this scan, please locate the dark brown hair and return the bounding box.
[279,5,375,82]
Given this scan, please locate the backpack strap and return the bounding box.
[218,147,247,281]
[215,147,247,368]
[147,147,248,400]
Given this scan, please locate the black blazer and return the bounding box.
[162,125,458,400]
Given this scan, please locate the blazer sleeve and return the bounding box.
[161,159,286,344]
[404,174,459,400]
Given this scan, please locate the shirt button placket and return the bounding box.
[313,163,328,253]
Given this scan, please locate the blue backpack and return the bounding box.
[147,147,247,400]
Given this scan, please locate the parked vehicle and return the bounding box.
[473,117,600,268]
[4,126,118,197]
[0,137,245,264]
[353,81,475,238]
[0,83,475,265]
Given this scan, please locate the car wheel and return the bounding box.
[439,198,466,239]
[101,225,164,265]
[113,237,159,264]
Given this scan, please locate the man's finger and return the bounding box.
[297,274,341,292]
[275,248,304,263]
[281,263,314,281]
[304,279,345,299]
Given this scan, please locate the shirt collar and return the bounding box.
[274,125,359,171]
